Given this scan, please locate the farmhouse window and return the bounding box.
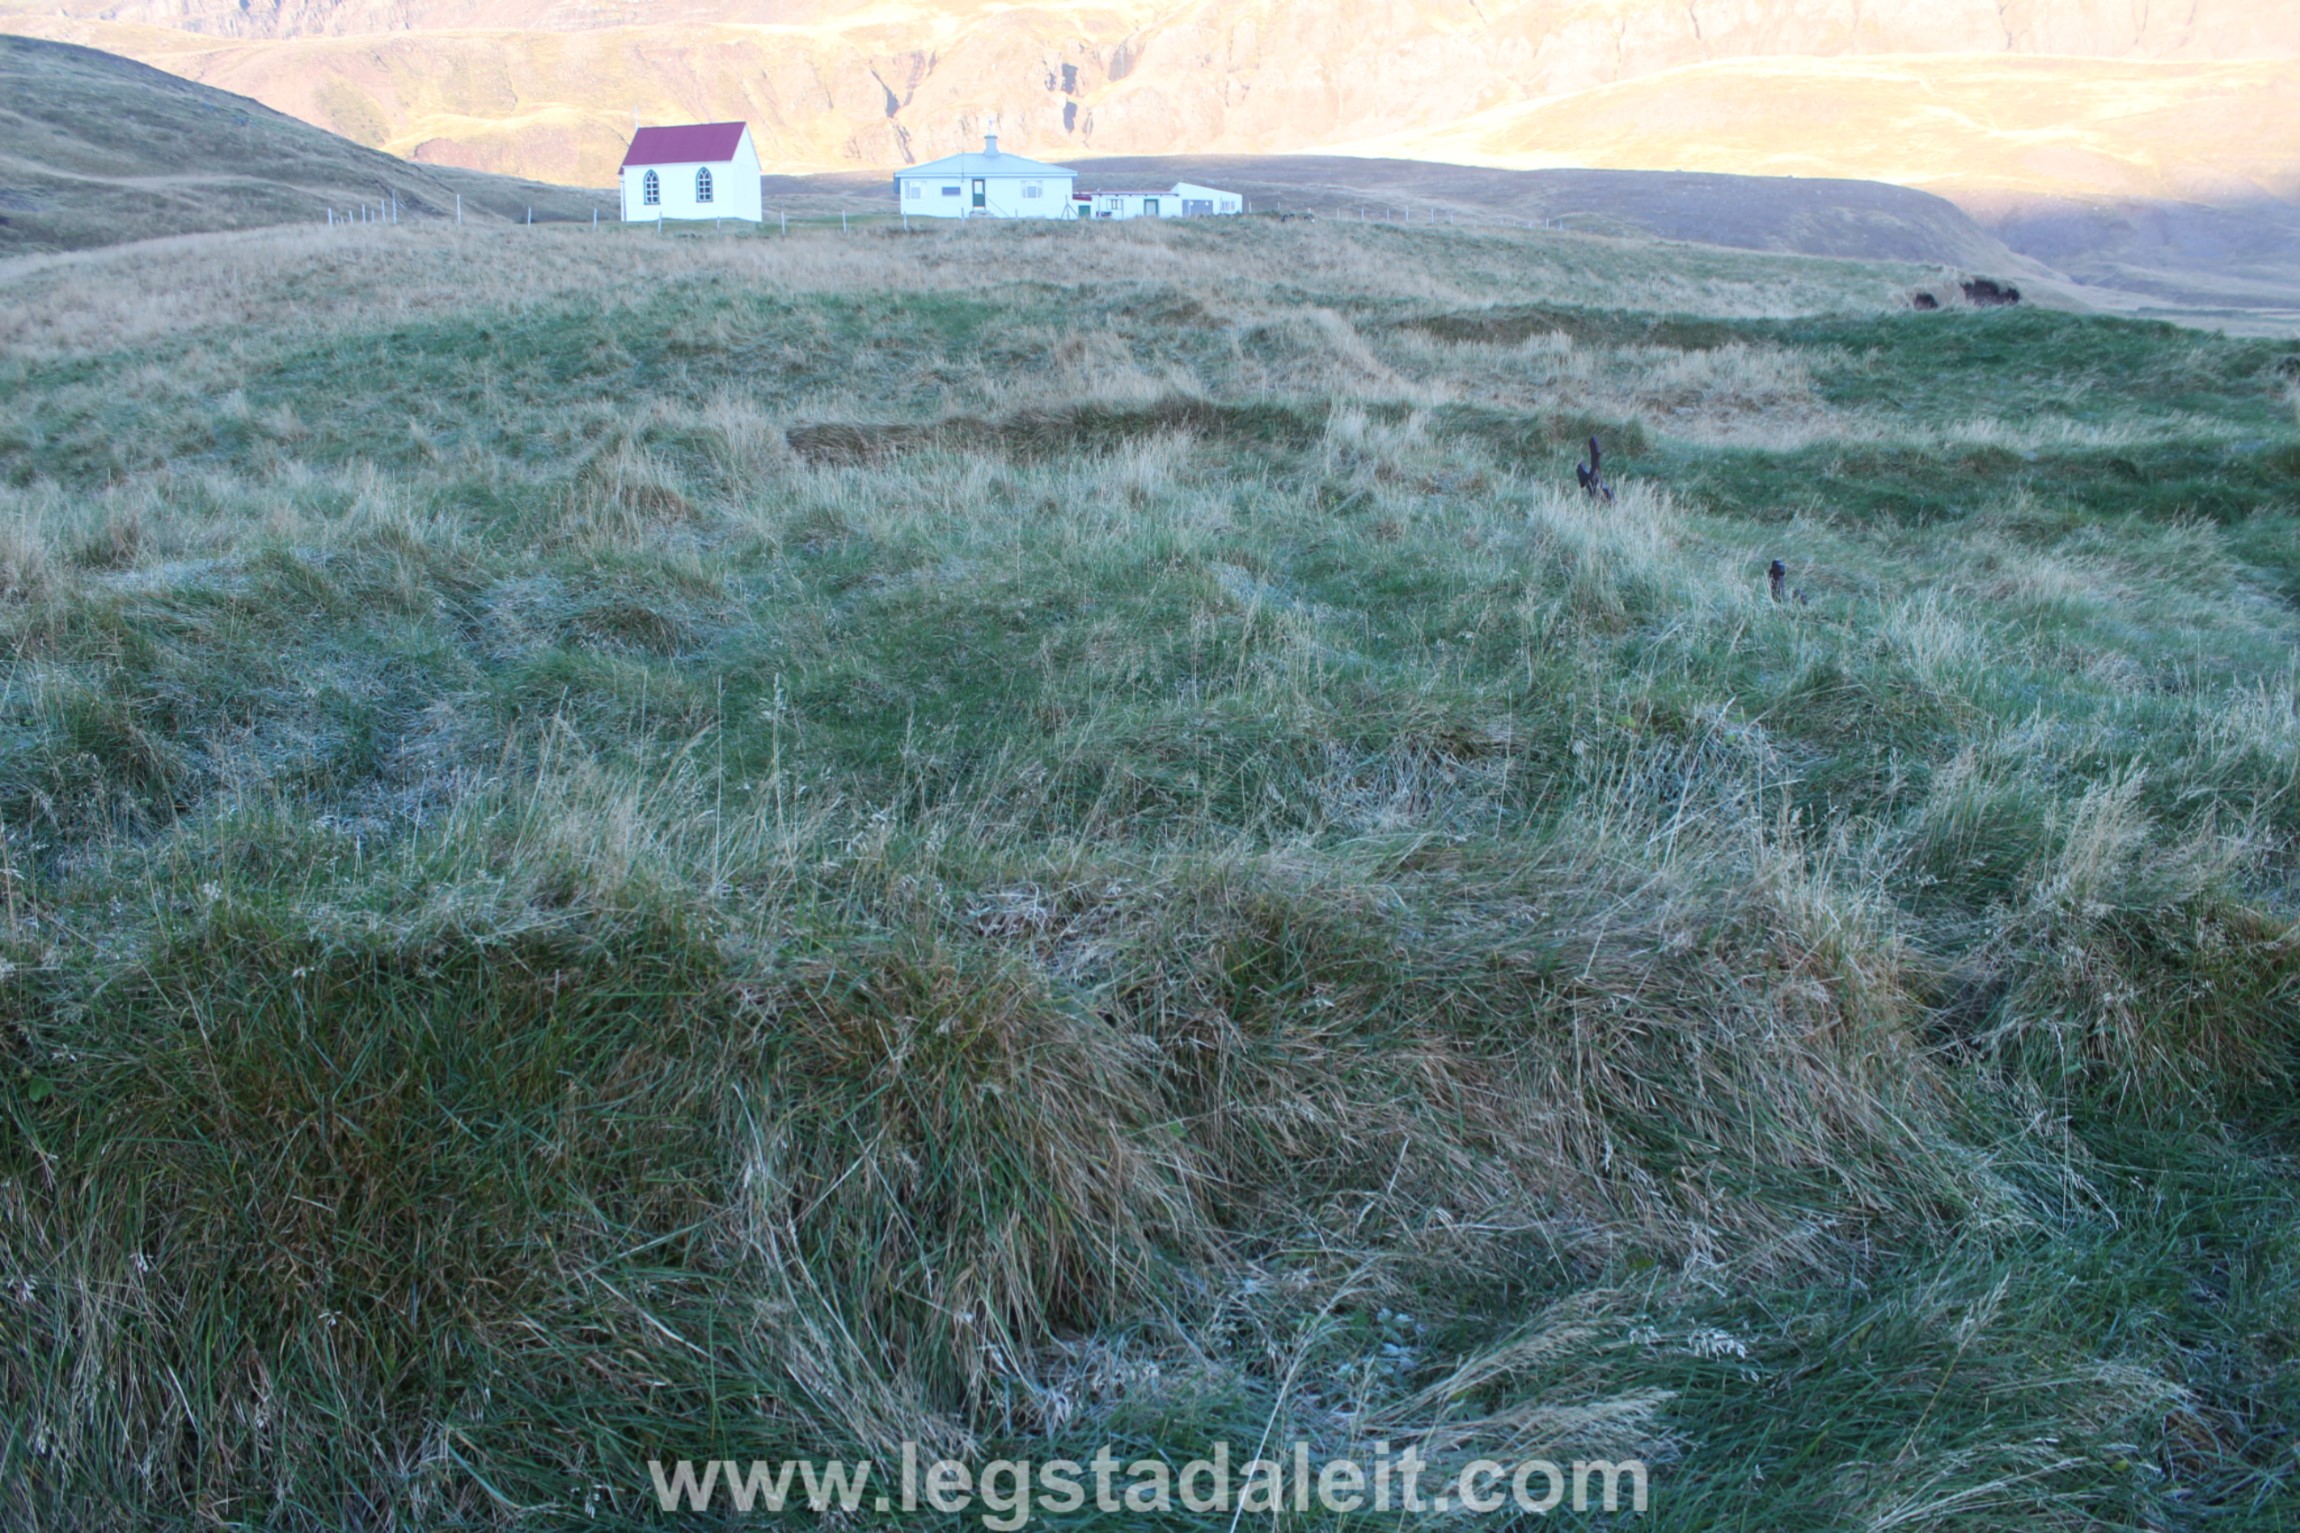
[642,169,660,206]
[905,182,921,200]
[942,185,960,196]
[1023,181,1041,199]
[696,167,714,203]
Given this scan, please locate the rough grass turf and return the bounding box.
[1,214,2297,1529]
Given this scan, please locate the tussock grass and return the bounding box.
[1,216,2297,1529]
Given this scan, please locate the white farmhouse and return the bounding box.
[894,135,1074,219]
[1077,181,1245,220]
[620,122,763,224]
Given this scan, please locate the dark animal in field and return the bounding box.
[1961,277,2021,307]
[1911,291,1941,311]
[1768,559,1808,605]
[1576,435,1614,503]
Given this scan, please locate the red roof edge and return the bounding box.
[621,122,749,169]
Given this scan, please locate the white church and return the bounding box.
[620,122,763,223]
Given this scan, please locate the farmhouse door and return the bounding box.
[972,179,986,209]
[1143,198,1160,217]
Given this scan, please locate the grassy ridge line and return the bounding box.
[0,34,610,256]
[0,217,2297,1528]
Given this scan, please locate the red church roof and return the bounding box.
[621,122,748,169]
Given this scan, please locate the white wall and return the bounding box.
[1084,191,1177,220]
[621,133,763,223]
[895,171,1074,219]
[1172,182,1244,215]
[1084,185,1243,219]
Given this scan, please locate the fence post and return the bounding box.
[781,211,787,236]
[455,193,462,226]
[841,211,848,233]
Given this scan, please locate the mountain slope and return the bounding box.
[2,1,2293,187]
[0,33,606,255]
[1347,54,2300,204]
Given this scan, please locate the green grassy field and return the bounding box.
[2,215,2297,1530]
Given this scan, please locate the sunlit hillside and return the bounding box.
[2,0,2294,189]
[1346,54,2300,205]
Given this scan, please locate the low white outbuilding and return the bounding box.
[894,135,1075,219]
[620,122,762,223]
[1172,182,1244,216]
[1076,181,1244,219]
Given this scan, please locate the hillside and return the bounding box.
[769,156,2300,331]
[1069,157,2040,266]
[1350,53,2300,206]
[1,1,2292,190]
[0,34,606,255]
[3,208,2299,1530]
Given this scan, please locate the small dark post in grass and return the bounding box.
[1769,559,1787,601]
[1576,435,1614,503]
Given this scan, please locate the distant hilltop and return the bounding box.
[2,0,2294,203]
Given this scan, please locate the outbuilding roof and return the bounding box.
[897,136,1071,179]
[622,122,749,169]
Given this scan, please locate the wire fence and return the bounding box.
[318,192,1581,237]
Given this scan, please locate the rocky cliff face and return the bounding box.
[1,0,2292,190]
[40,0,2300,57]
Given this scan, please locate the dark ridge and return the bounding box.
[1402,305,1738,352]
[785,399,1325,465]
[0,32,606,253]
